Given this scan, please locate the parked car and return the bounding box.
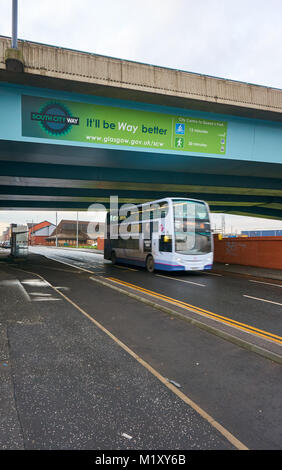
[2,241,11,249]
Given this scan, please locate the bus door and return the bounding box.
[143,220,159,255]
[142,221,153,254]
[158,215,172,255]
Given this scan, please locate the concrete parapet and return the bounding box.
[0,36,282,119]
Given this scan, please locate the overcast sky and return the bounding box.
[1,0,282,89]
[0,0,281,232]
[1,211,282,238]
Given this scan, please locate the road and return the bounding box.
[0,245,281,450]
[32,246,282,345]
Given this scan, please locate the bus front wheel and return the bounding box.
[146,255,155,273]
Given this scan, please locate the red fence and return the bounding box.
[213,235,282,270]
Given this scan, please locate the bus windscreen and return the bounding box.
[173,200,212,255]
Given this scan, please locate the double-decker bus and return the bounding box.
[104,197,213,272]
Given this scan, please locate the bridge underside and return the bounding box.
[0,139,281,219]
[0,37,281,219]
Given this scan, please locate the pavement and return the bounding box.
[212,262,282,281]
[0,249,281,451]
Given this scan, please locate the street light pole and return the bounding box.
[12,0,18,49]
[5,0,24,73]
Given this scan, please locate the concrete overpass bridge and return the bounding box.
[0,36,281,219]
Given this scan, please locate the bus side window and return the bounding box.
[151,202,168,220]
[141,205,151,221]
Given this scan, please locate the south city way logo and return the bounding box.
[31,102,79,136]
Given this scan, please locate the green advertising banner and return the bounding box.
[21,95,228,155]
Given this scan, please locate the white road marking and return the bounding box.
[16,280,31,301]
[0,279,31,301]
[21,279,49,287]
[20,280,62,302]
[45,253,137,274]
[249,280,282,288]
[121,433,133,440]
[204,272,222,277]
[156,274,206,287]
[29,292,52,296]
[42,256,94,274]
[243,295,282,307]
[89,271,106,274]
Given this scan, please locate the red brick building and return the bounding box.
[46,219,105,246]
[29,221,56,245]
[46,220,89,246]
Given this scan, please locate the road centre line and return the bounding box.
[155,274,206,287]
[249,280,282,288]
[243,295,282,307]
[10,265,248,451]
[106,277,282,345]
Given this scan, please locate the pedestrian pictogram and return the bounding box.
[175,137,184,148]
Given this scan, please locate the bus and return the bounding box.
[104,197,213,273]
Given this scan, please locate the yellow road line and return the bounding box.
[106,277,282,345]
[11,265,248,450]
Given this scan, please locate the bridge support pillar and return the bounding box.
[5,47,24,73]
